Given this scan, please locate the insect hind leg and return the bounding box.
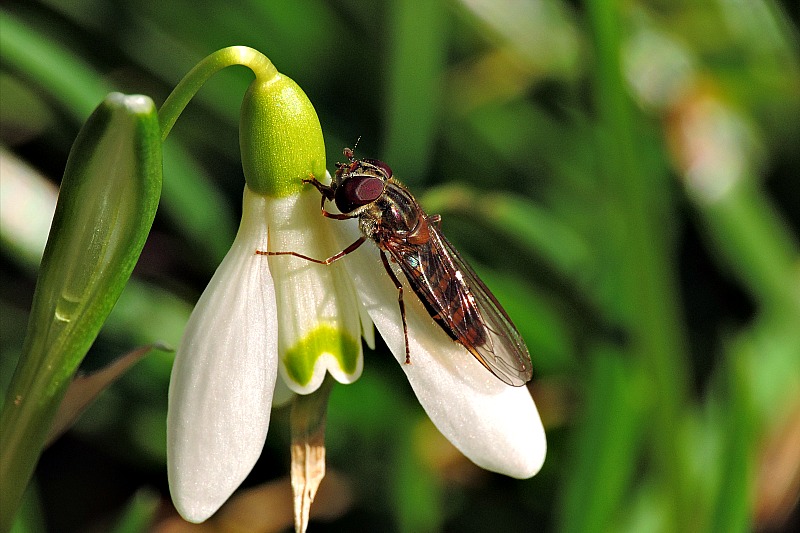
[256,236,367,264]
[380,250,411,365]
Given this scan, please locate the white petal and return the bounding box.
[264,187,364,394]
[334,221,546,478]
[358,295,376,350]
[270,372,296,408]
[167,187,279,522]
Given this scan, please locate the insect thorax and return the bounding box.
[359,181,423,243]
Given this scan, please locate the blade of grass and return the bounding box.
[709,340,757,533]
[384,0,449,180]
[560,345,647,533]
[584,1,692,529]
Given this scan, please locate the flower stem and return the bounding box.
[158,46,278,141]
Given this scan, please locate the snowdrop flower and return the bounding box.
[165,46,545,525]
[167,64,364,522]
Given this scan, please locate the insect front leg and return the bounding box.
[380,250,411,365]
[302,176,354,221]
[302,175,334,198]
[256,235,367,264]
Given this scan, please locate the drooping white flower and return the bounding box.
[169,179,546,524]
[164,47,545,527]
[168,184,368,523]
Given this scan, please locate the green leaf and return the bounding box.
[0,93,162,529]
[45,343,168,447]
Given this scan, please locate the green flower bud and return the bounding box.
[0,93,162,527]
[240,73,326,197]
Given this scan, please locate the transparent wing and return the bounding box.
[391,224,533,387]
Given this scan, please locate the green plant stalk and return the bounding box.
[393,413,443,533]
[109,489,160,533]
[383,0,448,178]
[585,1,691,529]
[560,346,647,533]
[709,341,757,533]
[690,173,799,533]
[698,180,800,318]
[0,94,162,530]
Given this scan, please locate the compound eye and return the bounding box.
[363,158,393,178]
[335,175,385,213]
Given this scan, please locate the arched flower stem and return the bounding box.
[158,46,278,141]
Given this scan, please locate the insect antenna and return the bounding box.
[342,137,362,162]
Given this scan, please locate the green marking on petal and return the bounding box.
[283,324,360,387]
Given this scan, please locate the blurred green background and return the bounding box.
[2,1,799,532]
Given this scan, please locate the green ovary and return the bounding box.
[283,324,360,387]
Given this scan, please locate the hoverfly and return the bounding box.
[259,148,533,387]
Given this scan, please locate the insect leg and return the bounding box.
[302,176,333,198]
[380,250,411,365]
[256,235,367,264]
[321,210,356,221]
[302,178,356,221]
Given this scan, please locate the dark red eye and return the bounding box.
[334,175,385,213]
[363,159,393,178]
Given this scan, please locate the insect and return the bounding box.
[258,148,533,387]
